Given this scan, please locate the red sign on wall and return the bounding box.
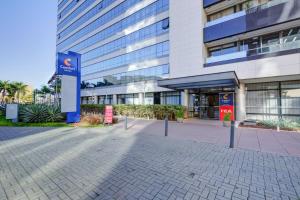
[104,105,113,124]
[219,93,235,121]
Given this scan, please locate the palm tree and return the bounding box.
[40,85,53,104]
[40,85,51,94]
[0,80,10,103]
[6,83,18,103]
[14,82,28,103]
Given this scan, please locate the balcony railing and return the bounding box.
[206,51,247,64]
[206,34,300,64]
[248,36,300,56]
[205,0,289,28]
[205,11,246,27]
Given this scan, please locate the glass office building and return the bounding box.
[56,0,300,121]
[57,0,175,106]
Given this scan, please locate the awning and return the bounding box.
[158,71,239,90]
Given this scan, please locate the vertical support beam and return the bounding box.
[181,89,189,118]
[139,93,144,105]
[94,96,98,104]
[278,82,282,120]
[235,83,246,121]
[181,89,189,107]
[82,97,87,105]
[113,94,117,105]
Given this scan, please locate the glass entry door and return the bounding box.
[193,93,219,119]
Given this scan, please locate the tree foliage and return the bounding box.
[0,80,30,103]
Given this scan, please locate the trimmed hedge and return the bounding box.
[81,104,186,121]
[81,104,105,114]
[258,119,300,131]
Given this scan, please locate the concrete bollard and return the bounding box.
[230,120,235,148]
[165,116,168,137]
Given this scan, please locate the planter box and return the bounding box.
[177,118,184,123]
[243,120,257,126]
[223,121,231,127]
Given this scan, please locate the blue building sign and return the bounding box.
[220,93,234,106]
[56,52,78,76]
[56,52,81,123]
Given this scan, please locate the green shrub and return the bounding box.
[223,113,231,122]
[81,104,105,114]
[82,104,186,121]
[0,105,4,117]
[258,119,300,131]
[175,108,185,119]
[81,104,185,120]
[19,104,64,123]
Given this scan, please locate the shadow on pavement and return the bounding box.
[1,121,300,200]
[0,127,59,141]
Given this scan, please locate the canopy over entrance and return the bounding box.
[157,71,239,90]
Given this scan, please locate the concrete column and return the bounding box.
[82,97,87,105]
[139,93,144,105]
[235,83,246,121]
[112,94,117,105]
[181,89,189,118]
[181,89,189,107]
[93,96,98,104]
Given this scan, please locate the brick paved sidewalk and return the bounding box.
[123,119,300,157]
[0,126,300,200]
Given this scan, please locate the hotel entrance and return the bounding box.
[157,72,239,120]
[188,87,235,120]
[191,93,220,119]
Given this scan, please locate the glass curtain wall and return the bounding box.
[208,27,300,58]
[98,95,113,104]
[246,81,300,120]
[160,92,181,105]
[144,93,154,105]
[117,94,139,104]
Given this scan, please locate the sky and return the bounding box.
[0,0,57,89]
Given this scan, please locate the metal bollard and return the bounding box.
[165,116,168,137]
[124,116,128,130]
[230,120,235,148]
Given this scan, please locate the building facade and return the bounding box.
[56,0,300,121]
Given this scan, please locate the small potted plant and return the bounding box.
[223,113,231,127]
[176,109,184,123]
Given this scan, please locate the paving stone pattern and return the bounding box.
[0,127,300,200]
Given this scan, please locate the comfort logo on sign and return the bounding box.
[57,53,78,77]
[223,94,228,100]
[63,58,72,67]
